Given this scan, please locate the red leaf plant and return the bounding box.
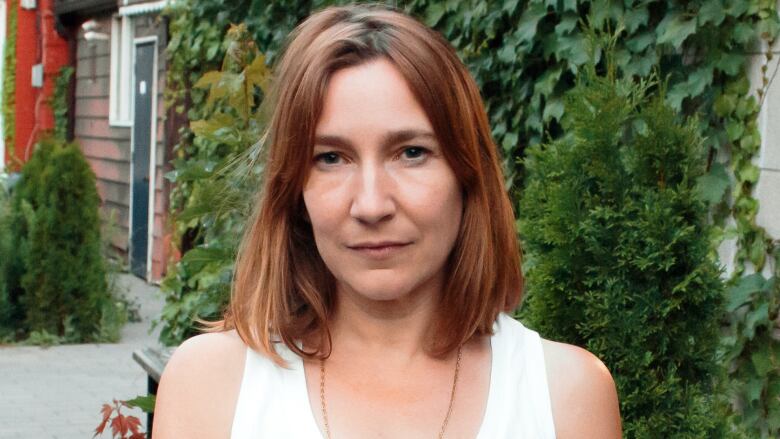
[94,399,146,439]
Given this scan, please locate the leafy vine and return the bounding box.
[2,0,17,168]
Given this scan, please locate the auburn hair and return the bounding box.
[205,3,523,364]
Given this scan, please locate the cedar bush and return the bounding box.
[21,140,109,339]
[3,139,115,342]
[0,173,13,332]
[518,64,727,437]
[3,140,54,329]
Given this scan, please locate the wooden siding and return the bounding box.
[73,13,170,281]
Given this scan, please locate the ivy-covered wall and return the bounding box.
[160,0,780,435]
[2,0,17,168]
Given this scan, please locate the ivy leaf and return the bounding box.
[751,349,773,377]
[695,161,730,205]
[498,45,517,64]
[425,3,446,26]
[743,303,770,339]
[502,132,519,153]
[699,0,726,26]
[745,377,764,402]
[503,0,520,15]
[555,13,578,34]
[726,273,765,312]
[623,49,656,77]
[543,96,564,123]
[557,33,589,66]
[716,52,744,76]
[534,67,562,97]
[626,31,654,53]
[739,163,760,184]
[726,120,745,141]
[714,93,737,116]
[656,11,697,49]
[514,3,547,45]
[623,5,648,33]
[748,236,767,268]
[665,82,689,111]
[684,66,714,98]
[732,22,756,45]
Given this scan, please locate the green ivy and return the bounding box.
[156,22,270,344]
[159,0,780,433]
[2,0,17,167]
[51,66,74,142]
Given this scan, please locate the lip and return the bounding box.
[347,241,411,259]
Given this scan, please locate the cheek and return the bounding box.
[405,169,463,242]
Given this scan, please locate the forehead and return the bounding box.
[314,58,435,138]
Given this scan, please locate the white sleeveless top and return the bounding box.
[231,313,556,438]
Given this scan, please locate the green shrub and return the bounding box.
[19,140,110,340]
[0,173,13,332]
[518,66,727,437]
[3,140,55,330]
[157,24,269,345]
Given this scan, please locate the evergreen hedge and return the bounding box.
[519,65,727,437]
[3,140,54,329]
[4,139,113,341]
[0,174,13,332]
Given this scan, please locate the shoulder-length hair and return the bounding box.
[207,3,522,364]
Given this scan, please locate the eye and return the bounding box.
[399,146,429,162]
[313,152,342,166]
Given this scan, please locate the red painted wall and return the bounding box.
[12,0,69,165]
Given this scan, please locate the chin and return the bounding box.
[338,270,436,303]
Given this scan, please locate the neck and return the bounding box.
[328,275,443,362]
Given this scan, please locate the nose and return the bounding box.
[349,162,396,224]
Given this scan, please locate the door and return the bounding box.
[130,40,155,278]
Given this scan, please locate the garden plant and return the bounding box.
[1,138,126,343]
[519,57,727,437]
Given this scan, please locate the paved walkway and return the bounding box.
[0,274,166,438]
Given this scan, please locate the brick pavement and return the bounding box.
[0,274,166,439]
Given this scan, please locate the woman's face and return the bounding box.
[303,58,463,304]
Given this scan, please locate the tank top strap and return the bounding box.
[476,313,557,438]
[231,343,322,438]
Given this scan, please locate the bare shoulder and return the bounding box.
[152,329,247,439]
[541,338,622,439]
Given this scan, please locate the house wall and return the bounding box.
[73,11,168,281]
[12,0,69,166]
[753,31,780,275]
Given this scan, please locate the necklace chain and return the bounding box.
[319,345,463,439]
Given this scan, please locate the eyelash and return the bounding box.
[313,146,431,166]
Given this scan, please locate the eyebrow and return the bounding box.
[313,129,437,149]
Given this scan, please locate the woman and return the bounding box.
[154,4,622,438]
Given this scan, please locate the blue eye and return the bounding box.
[401,147,428,160]
[315,152,341,165]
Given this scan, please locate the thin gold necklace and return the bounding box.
[319,345,463,439]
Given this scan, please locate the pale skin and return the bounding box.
[154,59,622,438]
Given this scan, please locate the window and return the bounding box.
[109,15,133,126]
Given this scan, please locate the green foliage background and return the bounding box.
[520,66,727,436]
[2,0,17,166]
[159,0,780,435]
[1,139,124,343]
[0,174,13,332]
